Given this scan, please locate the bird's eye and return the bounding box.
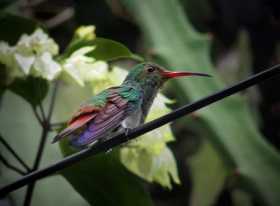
[147,67,155,73]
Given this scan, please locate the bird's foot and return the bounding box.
[105,148,113,154]
[118,127,132,147]
[124,128,132,137]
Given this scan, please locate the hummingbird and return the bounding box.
[52,63,210,148]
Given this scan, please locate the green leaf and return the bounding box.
[89,38,143,61]
[119,0,280,205]
[0,12,39,45]
[65,37,142,62]
[9,76,49,107]
[59,141,154,206]
[231,190,253,206]
[189,139,228,206]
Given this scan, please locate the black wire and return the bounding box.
[1,64,280,197]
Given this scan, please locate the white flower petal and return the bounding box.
[70,46,95,58]
[16,28,59,55]
[83,61,108,81]
[63,61,84,86]
[14,54,35,74]
[62,46,99,86]
[33,52,62,80]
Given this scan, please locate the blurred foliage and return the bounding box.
[9,76,49,107]
[188,139,227,206]
[119,0,280,206]
[0,13,40,45]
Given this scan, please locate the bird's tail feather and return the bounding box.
[51,113,96,144]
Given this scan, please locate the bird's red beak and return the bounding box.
[161,70,211,78]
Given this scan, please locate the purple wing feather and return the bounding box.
[70,92,129,147]
[52,112,97,143]
[71,110,126,146]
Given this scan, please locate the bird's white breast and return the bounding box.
[121,110,142,129]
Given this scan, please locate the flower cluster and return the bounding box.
[0,29,61,80]
[0,27,107,86]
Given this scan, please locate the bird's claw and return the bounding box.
[124,128,132,137]
[105,148,113,154]
[118,128,132,147]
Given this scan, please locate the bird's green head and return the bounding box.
[123,62,210,88]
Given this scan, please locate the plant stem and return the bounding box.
[47,81,58,122]
[0,136,31,172]
[23,127,49,206]
[38,103,46,121]
[23,82,59,206]
[31,107,43,126]
[1,64,280,196]
[0,153,26,175]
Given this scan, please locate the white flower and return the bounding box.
[0,28,61,80]
[16,28,59,55]
[84,61,108,82]
[33,52,62,80]
[14,54,35,74]
[63,46,109,86]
